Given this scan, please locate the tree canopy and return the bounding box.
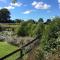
[0,8,10,23]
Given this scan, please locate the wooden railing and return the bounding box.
[0,36,40,60]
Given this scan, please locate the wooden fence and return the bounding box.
[0,36,40,60]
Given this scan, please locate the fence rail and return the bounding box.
[0,36,39,60]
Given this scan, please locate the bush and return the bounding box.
[16,22,28,36]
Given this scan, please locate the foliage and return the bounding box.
[0,8,10,23]
[38,18,44,23]
[16,22,28,36]
[16,21,44,37]
[27,19,36,24]
[15,19,23,23]
[35,48,45,60]
[45,19,51,24]
[40,17,60,53]
[28,17,60,60]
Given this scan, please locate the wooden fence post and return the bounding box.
[20,48,23,60]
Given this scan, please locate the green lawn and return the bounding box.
[0,42,20,60]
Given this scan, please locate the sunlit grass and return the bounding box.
[0,42,18,58]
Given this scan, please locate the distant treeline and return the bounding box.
[0,8,52,23]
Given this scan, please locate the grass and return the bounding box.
[0,38,32,60]
[0,42,20,60]
[0,37,33,60]
[0,23,20,31]
[0,23,20,28]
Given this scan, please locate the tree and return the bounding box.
[45,19,51,24]
[38,18,44,23]
[0,8,10,23]
[27,19,35,24]
[15,19,23,23]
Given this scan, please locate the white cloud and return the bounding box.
[4,2,23,10]
[3,2,23,10]
[58,0,60,3]
[0,2,23,10]
[32,1,51,9]
[58,0,60,8]
[4,6,15,10]
[0,6,15,10]
[32,1,37,6]
[23,10,32,14]
[51,16,55,19]
[10,2,22,7]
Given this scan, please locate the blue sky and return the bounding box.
[0,0,60,21]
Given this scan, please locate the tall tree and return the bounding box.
[38,18,44,23]
[0,8,10,23]
[45,19,51,24]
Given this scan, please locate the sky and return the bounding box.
[0,0,60,21]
